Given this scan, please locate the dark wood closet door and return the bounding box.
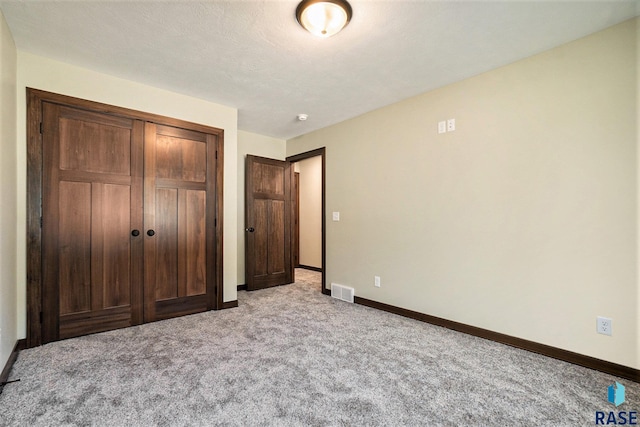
[42,103,144,343]
[245,155,293,290]
[143,123,218,321]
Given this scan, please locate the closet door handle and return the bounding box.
[246,227,255,233]
[147,229,155,237]
[131,229,140,237]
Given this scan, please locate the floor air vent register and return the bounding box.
[330,283,354,303]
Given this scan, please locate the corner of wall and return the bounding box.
[0,9,18,371]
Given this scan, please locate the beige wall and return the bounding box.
[288,19,639,369]
[297,156,322,269]
[15,52,240,339]
[237,130,286,284]
[0,10,17,370]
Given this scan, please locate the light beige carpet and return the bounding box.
[1,269,637,426]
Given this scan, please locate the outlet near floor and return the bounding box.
[597,316,612,336]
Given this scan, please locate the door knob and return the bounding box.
[131,229,140,237]
[246,227,255,233]
[147,229,155,236]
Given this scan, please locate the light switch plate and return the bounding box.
[438,121,446,134]
[332,212,340,221]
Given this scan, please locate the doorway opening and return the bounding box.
[286,148,326,294]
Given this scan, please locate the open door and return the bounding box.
[245,155,294,290]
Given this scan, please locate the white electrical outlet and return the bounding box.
[597,316,612,336]
[374,276,381,287]
[447,118,456,131]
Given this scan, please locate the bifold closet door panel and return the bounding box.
[41,103,144,343]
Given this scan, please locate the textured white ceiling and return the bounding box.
[1,1,638,139]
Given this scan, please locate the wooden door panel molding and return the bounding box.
[28,88,224,346]
[210,134,224,311]
[26,89,44,346]
[154,179,206,191]
[130,120,145,325]
[143,122,158,322]
[59,119,132,175]
[57,170,135,186]
[268,200,286,275]
[101,183,133,309]
[155,123,208,141]
[59,306,131,340]
[184,189,207,297]
[253,162,285,196]
[155,294,208,320]
[155,134,207,183]
[57,180,92,315]
[57,104,136,129]
[154,187,179,301]
[41,102,61,343]
[252,199,269,277]
[89,182,106,314]
[245,155,293,290]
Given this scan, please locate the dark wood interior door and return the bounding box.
[245,155,293,290]
[143,123,218,321]
[42,103,144,342]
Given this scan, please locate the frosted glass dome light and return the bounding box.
[296,0,352,38]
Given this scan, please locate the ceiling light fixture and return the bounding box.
[296,0,352,38]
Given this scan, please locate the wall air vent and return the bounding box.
[331,283,354,303]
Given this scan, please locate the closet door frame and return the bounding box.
[26,88,225,347]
